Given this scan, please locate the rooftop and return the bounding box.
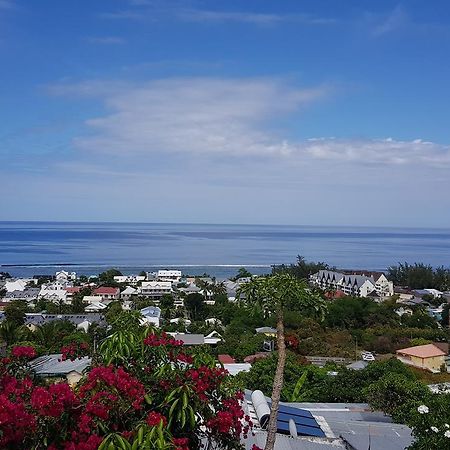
[30,354,91,376]
[396,343,447,358]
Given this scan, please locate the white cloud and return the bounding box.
[99,3,335,27]
[86,36,126,45]
[49,77,450,169]
[0,0,14,10]
[303,137,450,167]
[50,77,329,157]
[372,5,409,37]
[177,10,336,26]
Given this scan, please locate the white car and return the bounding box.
[361,351,375,361]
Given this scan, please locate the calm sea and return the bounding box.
[0,222,449,278]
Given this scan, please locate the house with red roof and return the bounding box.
[396,343,449,373]
[93,287,120,301]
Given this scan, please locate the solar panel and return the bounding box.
[276,419,325,437]
[278,404,315,419]
[274,403,325,437]
[277,411,318,428]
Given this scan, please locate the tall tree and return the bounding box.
[238,273,325,450]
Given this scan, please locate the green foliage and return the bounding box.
[109,311,143,333]
[4,300,30,326]
[410,337,433,347]
[238,273,326,319]
[290,371,308,402]
[388,262,450,290]
[441,303,449,328]
[217,332,267,362]
[98,268,123,285]
[401,310,439,329]
[105,301,124,324]
[231,268,253,281]
[272,255,332,281]
[0,321,30,346]
[240,356,420,404]
[185,293,207,321]
[29,321,79,353]
[364,372,430,422]
[325,296,398,329]
[100,423,173,450]
[405,394,450,449]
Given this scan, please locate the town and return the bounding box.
[1,258,449,449]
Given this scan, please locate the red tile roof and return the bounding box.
[218,354,236,364]
[65,287,81,293]
[94,287,119,295]
[397,343,447,359]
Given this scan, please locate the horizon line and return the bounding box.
[0,220,449,231]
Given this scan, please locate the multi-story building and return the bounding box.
[310,270,394,299]
[140,281,172,300]
[156,270,182,282]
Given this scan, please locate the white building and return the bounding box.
[140,306,161,327]
[55,271,77,283]
[156,270,182,282]
[310,270,394,299]
[141,281,172,299]
[5,279,34,292]
[114,275,146,284]
[121,286,139,300]
[39,281,68,303]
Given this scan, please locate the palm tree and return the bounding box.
[238,273,325,450]
[0,321,29,346]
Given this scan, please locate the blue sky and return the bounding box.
[1,0,450,226]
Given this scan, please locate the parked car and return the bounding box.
[361,351,375,361]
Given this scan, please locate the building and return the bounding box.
[65,286,81,303]
[141,281,172,299]
[38,281,68,303]
[4,287,40,303]
[113,275,146,284]
[243,392,413,450]
[121,286,139,300]
[29,354,90,386]
[5,279,35,292]
[140,306,161,327]
[156,270,182,282]
[168,331,222,346]
[310,270,394,299]
[396,343,449,373]
[55,271,77,283]
[23,313,105,331]
[93,287,120,301]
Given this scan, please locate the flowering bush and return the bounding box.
[11,346,37,359]
[60,342,90,361]
[0,328,252,449]
[405,397,450,449]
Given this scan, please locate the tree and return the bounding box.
[238,273,325,450]
[98,268,122,285]
[71,295,86,314]
[364,372,430,422]
[272,255,331,281]
[441,303,449,328]
[185,293,207,321]
[105,301,124,325]
[4,301,29,326]
[231,268,252,281]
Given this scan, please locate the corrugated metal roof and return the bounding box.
[30,354,91,376]
[245,431,346,449]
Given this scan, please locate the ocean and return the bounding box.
[1,221,449,279]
